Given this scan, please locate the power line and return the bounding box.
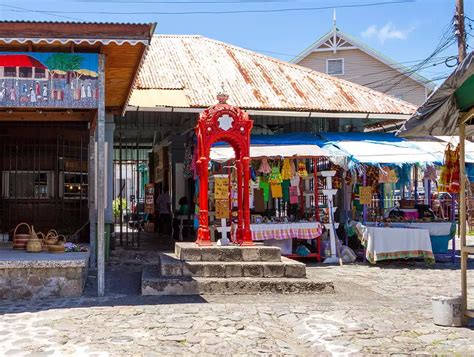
[0,3,84,21]
[364,19,456,91]
[0,0,416,15]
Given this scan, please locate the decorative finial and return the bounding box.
[217,82,229,104]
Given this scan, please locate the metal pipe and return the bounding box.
[97,54,106,297]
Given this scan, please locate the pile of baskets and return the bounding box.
[12,223,66,253]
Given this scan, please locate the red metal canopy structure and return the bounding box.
[195,93,254,246]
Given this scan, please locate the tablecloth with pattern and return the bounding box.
[250,222,322,241]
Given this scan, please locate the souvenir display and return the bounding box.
[281,158,292,180]
[297,161,308,177]
[258,158,271,174]
[269,165,283,184]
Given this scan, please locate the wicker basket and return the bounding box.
[13,222,31,250]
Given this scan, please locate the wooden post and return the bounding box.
[97,54,106,297]
[459,120,468,324]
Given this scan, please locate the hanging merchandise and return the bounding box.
[424,165,437,181]
[269,164,283,184]
[281,158,292,180]
[259,176,270,202]
[183,144,194,178]
[270,182,283,198]
[330,163,343,189]
[258,158,272,174]
[282,179,291,203]
[290,175,301,195]
[365,166,379,188]
[396,164,411,188]
[441,144,460,193]
[379,166,399,184]
[191,148,198,179]
[290,159,297,178]
[289,186,299,204]
[344,170,353,185]
[298,160,308,177]
[250,166,257,181]
[253,188,265,212]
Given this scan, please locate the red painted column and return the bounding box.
[196,156,211,246]
[235,159,243,243]
[241,156,253,246]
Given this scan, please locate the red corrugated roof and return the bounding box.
[136,35,416,115]
[0,54,47,69]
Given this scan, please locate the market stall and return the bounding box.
[318,132,461,262]
[210,133,339,260]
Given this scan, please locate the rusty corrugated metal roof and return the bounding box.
[136,35,416,114]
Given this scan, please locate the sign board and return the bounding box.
[0,52,98,109]
[214,176,229,199]
[215,199,229,219]
[359,186,372,205]
[144,184,154,214]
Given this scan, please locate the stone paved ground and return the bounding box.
[0,259,473,356]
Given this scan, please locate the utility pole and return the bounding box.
[455,0,470,326]
[455,0,466,62]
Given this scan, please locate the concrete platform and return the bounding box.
[142,265,334,295]
[142,243,334,295]
[175,242,281,262]
[160,252,306,278]
[0,249,89,300]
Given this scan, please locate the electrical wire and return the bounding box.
[0,0,416,15]
[0,3,84,21]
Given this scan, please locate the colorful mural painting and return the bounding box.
[0,52,98,109]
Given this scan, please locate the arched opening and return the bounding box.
[195,94,253,246]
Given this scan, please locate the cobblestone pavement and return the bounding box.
[0,260,473,356]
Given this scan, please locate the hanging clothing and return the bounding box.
[297,161,308,177]
[282,179,291,203]
[253,189,265,212]
[289,186,299,204]
[259,177,270,202]
[183,144,194,178]
[290,159,297,178]
[269,165,283,184]
[258,158,271,174]
[270,183,283,198]
[281,159,292,180]
[290,175,301,195]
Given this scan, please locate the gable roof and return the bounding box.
[292,28,435,90]
[133,35,416,116]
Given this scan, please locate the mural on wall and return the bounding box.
[0,52,98,109]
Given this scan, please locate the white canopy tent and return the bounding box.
[210,144,332,162]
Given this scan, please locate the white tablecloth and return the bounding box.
[250,222,322,241]
[366,222,453,236]
[359,225,434,264]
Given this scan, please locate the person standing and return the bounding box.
[156,186,172,236]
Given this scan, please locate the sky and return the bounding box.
[0,0,473,85]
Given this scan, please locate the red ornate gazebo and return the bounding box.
[195,93,253,246]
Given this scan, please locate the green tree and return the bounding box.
[45,53,84,84]
[45,53,83,72]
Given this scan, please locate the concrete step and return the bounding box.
[142,266,334,296]
[160,253,306,278]
[175,242,281,262]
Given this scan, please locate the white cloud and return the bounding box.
[361,23,414,44]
